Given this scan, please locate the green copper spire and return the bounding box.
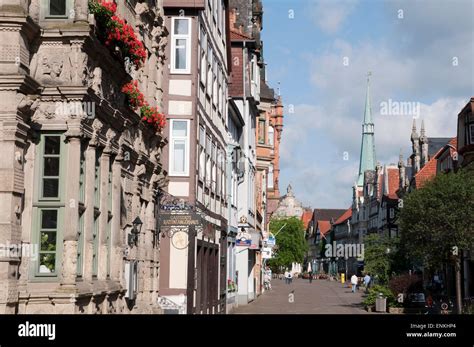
[357,72,376,186]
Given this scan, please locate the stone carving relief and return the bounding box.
[105,128,118,153]
[151,23,168,63]
[68,43,88,85]
[31,102,58,122]
[17,93,40,117]
[28,0,40,22]
[135,2,151,31]
[31,48,72,86]
[89,118,104,146]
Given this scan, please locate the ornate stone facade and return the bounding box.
[0,0,168,314]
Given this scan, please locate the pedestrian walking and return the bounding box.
[363,273,371,293]
[284,270,289,284]
[308,271,313,284]
[351,274,358,293]
[288,271,293,284]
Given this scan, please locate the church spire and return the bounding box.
[357,72,376,186]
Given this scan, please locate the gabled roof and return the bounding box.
[230,30,253,41]
[413,138,454,188]
[428,137,453,158]
[385,167,400,200]
[301,209,313,230]
[260,79,275,101]
[317,220,332,238]
[334,208,352,225]
[313,209,346,222]
[434,137,458,159]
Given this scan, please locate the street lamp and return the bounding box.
[128,216,143,247]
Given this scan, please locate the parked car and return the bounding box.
[405,293,428,312]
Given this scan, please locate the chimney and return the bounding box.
[229,8,237,32]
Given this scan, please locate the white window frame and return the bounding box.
[171,17,192,74]
[268,165,274,189]
[268,126,275,147]
[169,119,190,176]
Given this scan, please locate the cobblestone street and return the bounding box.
[232,277,369,314]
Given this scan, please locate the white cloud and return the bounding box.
[309,0,359,34]
[276,0,473,209]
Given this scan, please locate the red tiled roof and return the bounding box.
[230,30,252,41]
[415,158,438,188]
[318,220,332,238]
[415,137,456,188]
[334,207,352,225]
[301,210,313,230]
[386,168,399,200]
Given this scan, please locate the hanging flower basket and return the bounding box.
[141,103,166,133]
[121,80,145,109]
[89,0,147,69]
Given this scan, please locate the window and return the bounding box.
[48,0,67,17]
[200,31,207,85]
[199,125,206,180]
[213,64,218,106]
[169,120,190,176]
[106,159,113,278]
[212,142,217,192]
[41,136,61,199]
[268,126,275,147]
[92,149,102,277]
[470,124,474,145]
[268,165,274,189]
[389,208,395,220]
[207,48,213,94]
[206,135,212,185]
[77,145,86,277]
[258,119,266,144]
[35,134,65,276]
[171,18,191,74]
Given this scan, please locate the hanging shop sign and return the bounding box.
[158,211,202,228]
[264,233,276,247]
[236,230,252,247]
[262,247,273,259]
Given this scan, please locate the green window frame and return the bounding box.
[106,159,113,278]
[44,0,70,19]
[92,149,102,277]
[32,133,66,278]
[76,143,86,278]
[76,208,85,277]
[92,212,99,277]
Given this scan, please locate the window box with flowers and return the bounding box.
[88,0,147,69]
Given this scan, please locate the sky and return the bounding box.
[261,0,474,209]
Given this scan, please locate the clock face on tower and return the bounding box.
[171,230,188,250]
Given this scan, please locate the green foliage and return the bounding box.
[362,285,396,307]
[398,169,474,270]
[363,233,393,284]
[267,217,307,271]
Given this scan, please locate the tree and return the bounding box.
[363,233,392,284]
[267,217,307,272]
[398,169,474,313]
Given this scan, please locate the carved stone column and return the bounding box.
[74,0,89,23]
[98,146,110,280]
[60,119,83,288]
[110,149,123,282]
[83,120,102,281]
